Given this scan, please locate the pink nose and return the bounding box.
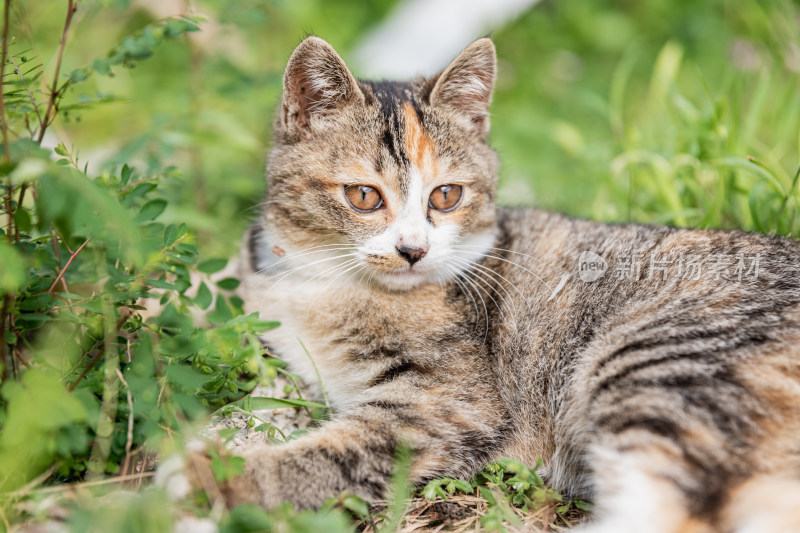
[396,245,428,266]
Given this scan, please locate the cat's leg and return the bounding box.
[197,386,507,509]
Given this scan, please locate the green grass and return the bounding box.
[1,0,799,532]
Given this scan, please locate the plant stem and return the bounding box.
[276,367,314,419]
[87,261,120,480]
[6,50,44,134]
[47,236,90,295]
[0,0,11,164]
[67,312,128,392]
[115,368,134,477]
[1,0,13,246]
[0,295,9,380]
[298,338,331,412]
[35,0,76,144]
[13,181,24,242]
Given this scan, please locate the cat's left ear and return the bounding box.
[281,36,364,141]
[429,38,497,139]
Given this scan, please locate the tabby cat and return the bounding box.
[189,37,800,532]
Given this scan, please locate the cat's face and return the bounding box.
[260,37,499,291]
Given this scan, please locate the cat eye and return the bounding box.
[344,185,383,212]
[428,184,463,212]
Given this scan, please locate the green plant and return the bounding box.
[0,1,280,523]
[421,458,593,532]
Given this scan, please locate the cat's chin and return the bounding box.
[372,267,441,291]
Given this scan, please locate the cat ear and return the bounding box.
[429,38,497,139]
[281,36,364,140]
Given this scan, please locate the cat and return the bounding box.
[176,36,800,533]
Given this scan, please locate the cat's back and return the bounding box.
[487,207,800,397]
[484,207,800,496]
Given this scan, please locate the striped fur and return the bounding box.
[222,37,800,532]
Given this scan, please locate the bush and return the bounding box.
[0,2,276,510]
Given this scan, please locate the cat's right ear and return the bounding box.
[429,38,497,139]
[281,36,364,141]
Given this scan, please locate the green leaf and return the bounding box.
[0,241,26,291]
[217,397,327,417]
[216,277,240,290]
[194,281,212,310]
[453,479,474,493]
[163,224,178,247]
[574,499,594,511]
[147,278,177,290]
[247,397,328,410]
[0,369,88,491]
[197,258,227,274]
[15,313,51,327]
[165,363,210,390]
[13,208,32,234]
[120,164,133,185]
[68,67,89,83]
[124,182,155,200]
[342,494,369,520]
[37,171,144,267]
[135,199,167,222]
[223,504,273,532]
[19,293,53,311]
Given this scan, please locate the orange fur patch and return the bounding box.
[402,102,437,175]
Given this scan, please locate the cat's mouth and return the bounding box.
[391,266,418,276]
[373,264,437,290]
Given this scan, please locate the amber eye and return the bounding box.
[344,185,383,212]
[428,184,463,212]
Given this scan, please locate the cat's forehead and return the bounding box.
[356,80,443,198]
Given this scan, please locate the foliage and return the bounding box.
[0,2,281,527]
[492,0,800,236]
[422,459,591,532]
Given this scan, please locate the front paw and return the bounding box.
[155,440,256,509]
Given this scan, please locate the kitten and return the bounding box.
[207,37,800,532]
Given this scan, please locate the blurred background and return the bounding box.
[18,0,800,254]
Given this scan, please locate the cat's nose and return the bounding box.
[396,245,428,266]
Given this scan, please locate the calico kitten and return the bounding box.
[199,37,800,532]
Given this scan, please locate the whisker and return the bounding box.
[442,264,482,334]
[250,243,359,277]
[366,269,377,289]
[451,254,535,315]
[260,253,359,287]
[306,260,366,313]
[257,253,360,293]
[452,244,547,267]
[453,268,490,341]
[356,264,372,286]
[450,256,516,317]
[240,200,278,216]
[292,257,361,294]
[457,264,504,322]
[473,252,553,292]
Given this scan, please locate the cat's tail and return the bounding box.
[579,442,800,533]
[723,473,800,533]
[577,330,800,533]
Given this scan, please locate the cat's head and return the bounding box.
[259,36,499,291]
